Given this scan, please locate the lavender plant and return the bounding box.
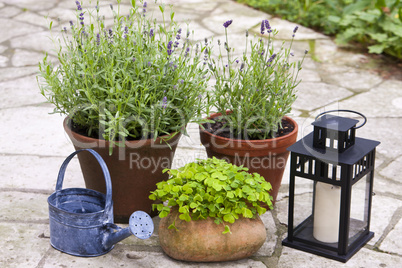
[38,0,209,152]
[207,20,308,140]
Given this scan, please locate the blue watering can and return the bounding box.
[48,149,154,257]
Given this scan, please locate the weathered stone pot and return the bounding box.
[199,113,298,205]
[158,209,266,262]
[63,117,181,223]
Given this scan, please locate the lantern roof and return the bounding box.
[312,115,359,132]
[287,133,380,165]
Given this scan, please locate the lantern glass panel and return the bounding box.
[348,174,371,248]
[293,176,313,229]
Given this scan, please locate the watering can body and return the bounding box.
[48,149,153,257]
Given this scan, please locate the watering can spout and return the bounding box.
[103,211,154,249]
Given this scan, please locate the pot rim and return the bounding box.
[199,112,298,145]
[63,117,182,148]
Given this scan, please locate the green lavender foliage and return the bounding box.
[207,21,307,140]
[37,0,209,150]
[149,157,273,234]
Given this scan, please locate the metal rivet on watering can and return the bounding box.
[47,149,154,257]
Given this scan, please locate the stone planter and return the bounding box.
[158,208,266,262]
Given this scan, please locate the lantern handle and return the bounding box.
[315,109,367,129]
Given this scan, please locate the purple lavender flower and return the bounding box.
[148,61,151,67]
[132,57,136,62]
[203,48,208,65]
[305,49,309,54]
[75,1,82,11]
[162,96,167,109]
[223,20,233,28]
[69,20,73,27]
[293,26,299,37]
[78,11,84,26]
[123,26,128,39]
[174,29,181,48]
[224,42,229,52]
[109,28,113,37]
[63,27,67,33]
[167,40,173,56]
[290,52,294,56]
[150,29,154,38]
[143,1,147,16]
[96,33,100,45]
[260,20,265,35]
[180,79,184,84]
[265,20,272,33]
[236,59,239,64]
[240,63,245,72]
[268,53,277,62]
[184,47,190,57]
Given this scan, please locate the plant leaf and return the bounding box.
[222,225,231,234]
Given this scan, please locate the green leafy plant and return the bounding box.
[236,0,402,59]
[149,157,273,234]
[206,20,307,140]
[235,0,345,35]
[37,0,209,153]
[330,0,402,59]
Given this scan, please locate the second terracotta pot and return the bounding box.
[199,113,298,204]
[63,117,181,223]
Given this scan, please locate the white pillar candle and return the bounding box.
[313,181,341,243]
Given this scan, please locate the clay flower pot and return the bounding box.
[199,113,298,204]
[158,208,266,262]
[63,117,181,223]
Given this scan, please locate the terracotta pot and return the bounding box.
[63,117,181,223]
[158,208,266,262]
[199,113,298,204]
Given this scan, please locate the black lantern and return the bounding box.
[282,110,380,262]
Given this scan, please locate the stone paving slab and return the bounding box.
[0,154,84,190]
[0,75,47,108]
[41,249,267,268]
[277,247,402,268]
[339,80,402,117]
[379,211,402,255]
[0,222,50,268]
[0,106,73,156]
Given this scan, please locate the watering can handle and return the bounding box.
[56,149,112,215]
